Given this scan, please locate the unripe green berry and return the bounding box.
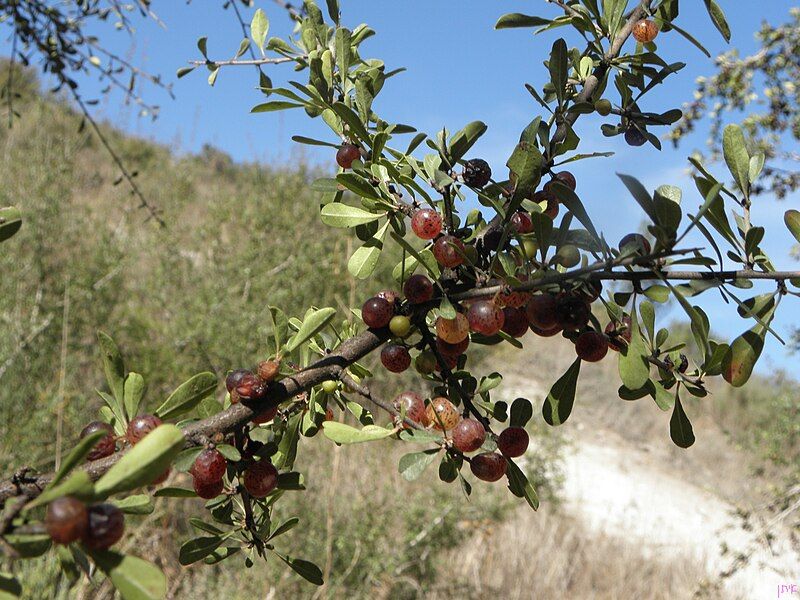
[555,244,581,268]
[414,350,437,375]
[322,380,339,394]
[595,99,612,116]
[389,315,412,338]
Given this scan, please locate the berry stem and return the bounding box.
[338,373,423,431]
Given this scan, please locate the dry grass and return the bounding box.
[428,505,719,600]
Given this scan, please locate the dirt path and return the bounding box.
[560,429,799,600]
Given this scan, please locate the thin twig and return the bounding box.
[68,87,165,227]
[338,373,423,431]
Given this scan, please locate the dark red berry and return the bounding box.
[530,323,562,337]
[235,372,268,401]
[193,477,224,499]
[534,189,559,220]
[153,468,171,485]
[525,294,559,330]
[470,452,507,482]
[256,360,280,383]
[381,344,411,373]
[462,158,492,188]
[555,295,591,331]
[243,461,279,498]
[336,143,360,169]
[362,296,394,329]
[126,415,162,445]
[80,421,116,461]
[510,211,533,234]
[403,274,434,304]
[411,208,443,240]
[619,233,651,256]
[482,227,506,252]
[497,427,529,458]
[392,391,427,425]
[426,397,460,431]
[436,336,469,357]
[452,418,486,453]
[432,235,466,268]
[83,504,124,549]
[252,405,280,425]
[575,331,609,362]
[555,171,577,191]
[46,497,88,545]
[467,301,505,336]
[225,369,251,393]
[501,307,528,338]
[191,449,227,485]
[625,127,647,147]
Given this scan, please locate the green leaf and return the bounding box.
[348,221,389,279]
[251,101,305,113]
[335,28,351,88]
[703,0,730,42]
[542,358,581,426]
[322,422,396,444]
[0,573,21,598]
[50,430,107,486]
[449,121,487,163]
[331,102,371,146]
[722,327,765,387]
[179,536,223,566]
[325,0,340,24]
[667,20,710,57]
[87,549,166,600]
[617,174,656,224]
[95,425,185,497]
[111,494,155,515]
[398,450,439,481]
[495,13,550,29]
[285,308,336,353]
[5,533,50,558]
[250,9,269,55]
[27,470,94,509]
[618,309,649,390]
[216,444,241,462]
[155,372,217,421]
[153,487,196,498]
[275,553,324,586]
[509,398,533,427]
[749,153,765,183]
[97,332,125,417]
[669,393,695,448]
[722,124,750,198]
[320,203,383,228]
[123,373,145,423]
[784,210,800,244]
[506,141,543,201]
[506,459,539,510]
[0,206,22,243]
[269,517,300,540]
[548,39,568,105]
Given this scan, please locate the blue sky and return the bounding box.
[4,1,799,372]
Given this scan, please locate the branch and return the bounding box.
[0,327,390,505]
[188,57,295,67]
